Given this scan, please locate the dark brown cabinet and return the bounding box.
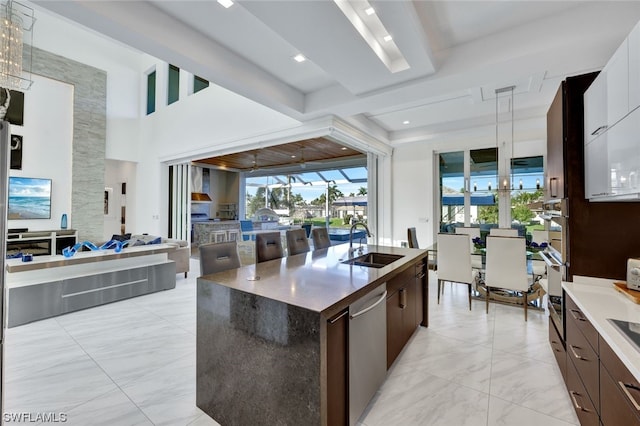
[566,350,600,426]
[547,73,640,281]
[599,336,640,426]
[386,262,426,369]
[326,257,429,425]
[551,293,640,426]
[326,308,349,426]
[565,293,600,417]
[549,319,566,381]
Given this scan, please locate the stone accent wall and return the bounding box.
[24,46,107,242]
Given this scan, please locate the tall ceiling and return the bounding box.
[33,1,640,146]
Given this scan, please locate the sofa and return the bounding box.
[164,238,190,278]
[108,234,190,278]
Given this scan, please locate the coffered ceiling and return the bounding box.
[33,1,640,146]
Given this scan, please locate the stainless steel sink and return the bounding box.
[341,252,404,268]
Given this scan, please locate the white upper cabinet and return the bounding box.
[605,38,629,128]
[629,21,640,111]
[584,132,609,199]
[607,107,640,197]
[584,20,640,201]
[584,72,607,144]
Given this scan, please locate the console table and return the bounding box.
[5,244,177,327]
[6,229,78,256]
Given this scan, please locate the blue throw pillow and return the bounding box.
[147,237,161,245]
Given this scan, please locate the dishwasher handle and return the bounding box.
[350,290,388,319]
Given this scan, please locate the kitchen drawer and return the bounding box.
[566,294,599,352]
[600,336,640,425]
[386,265,416,295]
[566,351,600,426]
[549,317,567,381]
[566,308,600,412]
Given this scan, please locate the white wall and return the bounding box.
[31,9,143,162]
[208,169,239,220]
[8,74,73,231]
[134,56,300,236]
[104,159,137,240]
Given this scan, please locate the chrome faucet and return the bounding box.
[349,222,372,256]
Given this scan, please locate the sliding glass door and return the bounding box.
[439,149,545,238]
[439,148,498,233]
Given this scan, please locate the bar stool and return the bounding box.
[226,229,240,242]
[209,230,227,243]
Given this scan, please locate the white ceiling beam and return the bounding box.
[33,0,308,120]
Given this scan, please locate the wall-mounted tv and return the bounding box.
[8,177,52,220]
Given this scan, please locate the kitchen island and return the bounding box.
[196,244,428,426]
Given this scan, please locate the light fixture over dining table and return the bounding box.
[0,0,34,91]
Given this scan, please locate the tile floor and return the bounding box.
[3,260,579,426]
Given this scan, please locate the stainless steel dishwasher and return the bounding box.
[349,282,387,426]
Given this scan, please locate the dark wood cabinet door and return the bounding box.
[386,290,404,369]
[546,83,566,200]
[415,262,426,328]
[566,353,600,426]
[402,285,417,343]
[600,336,640,426]
[327,309,349,426]
[600,362,640,426]
[566,319,599,412]
[548,318,567,382]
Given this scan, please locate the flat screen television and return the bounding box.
[8,177,52,220]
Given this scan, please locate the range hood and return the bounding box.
[191,192,212,203]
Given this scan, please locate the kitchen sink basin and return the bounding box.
[341,252,404,268]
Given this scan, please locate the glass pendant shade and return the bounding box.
[0,6,23,90]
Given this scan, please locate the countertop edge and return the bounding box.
[198,245,428,316]
[320,251,428,319]
[563,280,640,381]
[6,244,176,273]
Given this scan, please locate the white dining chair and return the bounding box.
[484,235,531,320]
[455,226,483,270]
[436,233,477,310]
[490,228,518,237]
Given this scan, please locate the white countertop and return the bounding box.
[563,277,640,381]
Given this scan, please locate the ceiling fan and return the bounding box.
[249,152,258,173]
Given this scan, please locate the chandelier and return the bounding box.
[495,85,515,191]
[0,0,34,91]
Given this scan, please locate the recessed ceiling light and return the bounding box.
[291,155,296,158]
[383,35,393,42]
[217,0,234,9]
[365,7,375,15]
[293,54,306,63]
[341,147,348,150]
[333,0,409,73]
[403,120,410,125]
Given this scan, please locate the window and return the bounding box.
[438,150,545,237]
[193,75,209,94]
[439,148,498,232]
[243,167,368,225]
[168,64,180,105]
[146,70,156,115]
[509,156,544,230]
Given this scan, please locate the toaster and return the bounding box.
[627,258,640,291]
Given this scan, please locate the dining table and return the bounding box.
[425,241,548,307]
